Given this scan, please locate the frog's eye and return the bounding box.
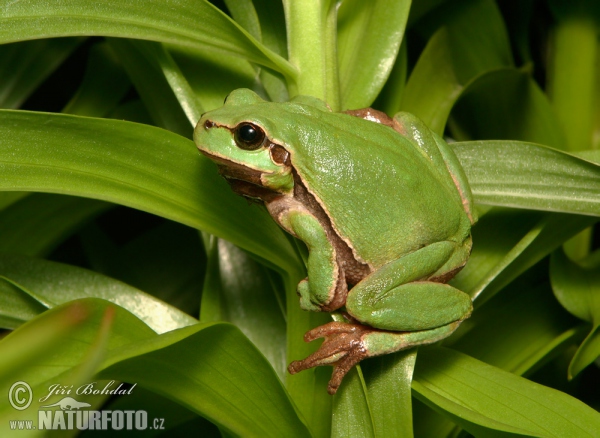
[234,123,266,150]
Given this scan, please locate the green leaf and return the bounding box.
[413,347,600,437]
[374,40,408,117]
[0,192,29,211]
[0,279,46,329]
[0,253,196,333]
[0,0,296,80]
[81,221,204,316]
[450,265,581,377]
[1,298,310,437]
[451,209,595,305]
[402,0,513,133]
[201,237,287,378]
[0,110,299,274]
[0,193,112,257]
[0,300,135,434]
[337,0,410,110]
[103,386,221,437]
[0,300,84,381]
[62,42,131,118]
[453,141,600,216]
[550,248,600,378]
[363,350,416,437]
[0,38,82,109]
[96,312,311,437]
[108,38,193,136]
[449,69,566,149]
[332,368,375,438]
[169,44,262,112]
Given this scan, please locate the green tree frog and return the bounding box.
[194,89,477,394]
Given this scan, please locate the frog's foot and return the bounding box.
[288,322,374,395]
[288,320,464,394]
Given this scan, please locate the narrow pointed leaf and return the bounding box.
[413,347,600,437]
[337,0,410,109]
[402,0,512,133]
[363,350,416,437]
[0,0,295,79]
[0,110,299,274]
[0,38,82,109]
[62,42,130,118]
[550,248,600,378]
[201,238,287,378]
[0,193,112,257]
[332,368,375,438]
[453,141,600,216]
[0,253,197,333]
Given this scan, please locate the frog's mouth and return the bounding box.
[199,150,283,202]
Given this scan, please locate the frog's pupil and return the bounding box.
[235,123,265,150]
[240,125,257,141]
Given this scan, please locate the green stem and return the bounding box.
[548,9,598,260]
[283,0,340,109]
[548,13,597,152]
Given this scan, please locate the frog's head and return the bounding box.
[195,88,327,202]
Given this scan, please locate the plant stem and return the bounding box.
[283,0,340,109]
[548,8,598,260]
[548,13,597,152]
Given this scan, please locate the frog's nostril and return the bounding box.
[204,120,215,130]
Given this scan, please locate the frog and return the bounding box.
[194,88,477,395]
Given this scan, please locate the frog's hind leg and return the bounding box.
[288,320,461,394]
[288,242,473,394]
[344,241,473,332]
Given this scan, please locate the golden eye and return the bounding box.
[234,123,266,150]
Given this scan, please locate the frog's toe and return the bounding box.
[288,322,373,394]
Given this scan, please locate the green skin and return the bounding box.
[194,89,477,394]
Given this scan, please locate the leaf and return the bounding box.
[96,311,311,437]
[1,298,310,437]
[62,41,131,118]
[450,264,581,377]
[0,300,129,434]
[546,1,598,152]
[201,237,287,378]
[337,0,410,110]
[413,347,600,437]
[0,301,85,381]
[332,368,375,438]
[0,38,82,109]
[402,0,513,133]
[453,141,600,216]
[550,248,600,378]
[81,221,204,316]
[104,386,220,437]
[449,69,566,149]
[169,43,261,112]
[0,279,47,329]
[363,350,417,437]
[108,38,193,137]
[0,0,295,79]
[451,209,596,305]
[0,253,197,333]
[0,193,112,257]
[0,110,299,274]
[0,192,29,211]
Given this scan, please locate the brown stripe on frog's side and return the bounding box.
[288,169,372,310]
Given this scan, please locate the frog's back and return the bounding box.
[277,105,470,268]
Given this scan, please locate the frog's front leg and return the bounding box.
[267,197,348,312]
[289,242,472,394]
